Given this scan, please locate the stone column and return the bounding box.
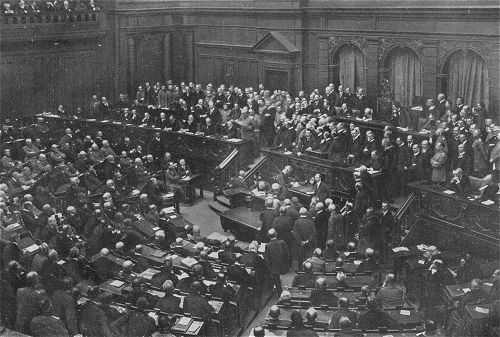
[163,33,172,82]
[127,36,137,95]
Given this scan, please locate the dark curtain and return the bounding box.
[338,44,366,91]
[447,50,489,107]
[386,47,423,108]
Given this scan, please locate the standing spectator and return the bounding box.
[264,228,290,295]
[292,207,316,269]
[431,142,447,185]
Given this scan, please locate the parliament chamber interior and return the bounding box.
[1,0,499,336]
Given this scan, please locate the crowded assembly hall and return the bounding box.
[0,1,499,337]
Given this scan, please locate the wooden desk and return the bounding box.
[266,307,336,324]
[464,302,495,336]
[293,274,373,290]
[386,309,424,328]
[409,182,500,247]
[442,281,493,305]
[286,288,361,305]
[260,148,381,198]
[218,206,261,242]
[39,114,254,189]
[133,244,169,266]
[180,173,204,204]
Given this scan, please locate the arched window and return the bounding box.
[441,50,489,107]
[383,46,423,108]
[329,44,366,91]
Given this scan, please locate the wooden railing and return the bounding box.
[210,148,239,197]
[2,11,100,25]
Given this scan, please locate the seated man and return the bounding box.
[330,297,357,329]
[334,317,363,337]
[265,305,290,328]
[358,297,400,330]
[377,273,405,307]
[150,256,179,288]
[208,272,235,302]
[304,248,326,273]
[357,248,380,273]
[183,281,215,320]
[310,277,338,307]
[155,280,181,314]
[292,262,317,288]
[450,168,472,196]
[110,297,156,337]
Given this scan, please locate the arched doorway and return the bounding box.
[329,44,366,91]
[383,46,423,108]
[441,49,489,107]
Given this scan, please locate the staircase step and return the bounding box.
[208,200,230,214]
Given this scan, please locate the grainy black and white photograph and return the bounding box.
[0,0,499,336]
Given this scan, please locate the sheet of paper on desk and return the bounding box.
[417,244,429,251]
[481,200,495,205]
[353,260,362,266]
[110,280,124,288]
[178,273,189,280]
[148,312,159,325]
[443,190,455,194]
[203,280,216,287]
[152,227,160,232]
[291,182,299,187]
[400,310,411,316]
[181,257,198,268]
[392,247,409,252]
[187,321,203,333]
[178,317,192,326]
[462,287,471,293]
[283,151,292,155]
[209,300,223,312]
[169,215,178,219]
[207,232,228,242]
[306,191,314,195]
[147,289,165,298]
[258,243,266,253]
[368,170,379,174]
[140,268,160,280]
[208,252,219,259]
[475,307,490,314]
[57,260,65,265]
[418,260,425,265]
[174,294,185,308]
[484,282,493,286]
[25,244,39,253]
[101,120,110,123]
[382,335,394,337]
[162,206,175,213]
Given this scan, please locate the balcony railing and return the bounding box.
[2,11,100,25]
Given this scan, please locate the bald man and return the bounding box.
[228,170,248,190]
[264,229,290,294]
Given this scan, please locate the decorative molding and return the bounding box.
[328,36,368,56]
[437,40,493,70]
[377,37,424,62]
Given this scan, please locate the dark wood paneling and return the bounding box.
[0,49,105,119]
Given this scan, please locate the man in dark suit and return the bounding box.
[30,298,70,337]
[15,271,45,334]
[183,281,215,320]
[264,229,290,294]
[380,202,397,262]
[450,168,472,196]
[155,280,181,314]
[334,317,364,337]
[358,297,400,330]
[354,88,368,113]
[293,207,317,268]
[330,297,358,329]
[389,101,408,128]
[208,273,236,302]
[314,202,329,250]
[150,257,178,288]
[259,199,278,242]
[291,262,317,288]
[200,117,217,135]
[408,144,423,183]
[453,143,473,176]
[314,173,329,203]
[272,206,294,252]
[310,277,338,307]
[79,287,114,337]
[111,297,156,337]
[51,277,79,336]
[147,132,164,161]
